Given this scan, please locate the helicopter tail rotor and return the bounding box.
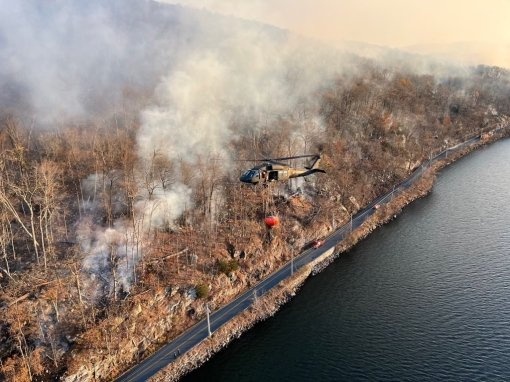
[304,154,323,170]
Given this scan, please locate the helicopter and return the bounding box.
[239,154,325,185]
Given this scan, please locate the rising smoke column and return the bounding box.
[79,172,192,300]
[137,21,345,164]
[1,0,346,301]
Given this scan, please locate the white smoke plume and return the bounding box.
[67,3,350,301]
[79,176,192,299]
[79,219,133,301]
[137,29,346,163]
[135,183,192,231]
[3,0,499,304]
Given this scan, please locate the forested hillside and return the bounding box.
[1,1,509,381]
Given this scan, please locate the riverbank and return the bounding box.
[148,125,509,381]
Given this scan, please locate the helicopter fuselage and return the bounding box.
[239,154,325,184]
[240,164,316,184]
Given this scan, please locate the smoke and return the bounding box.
[0,0,198,123]
[166,0,510,68]
[79,219,133,301]
[113,2,350,298]
[1,1,121,121]
[0,1,356,300]
[8,0,499,302]
[1,0,348,300]
[86,190,191,299]
[2,0,508,128]
[135,184,192,230]
[79,173,192,299]
[137,26,346,163]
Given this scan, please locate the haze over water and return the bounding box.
[184,138,510,381]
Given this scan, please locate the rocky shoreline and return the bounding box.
[147,126,509,381]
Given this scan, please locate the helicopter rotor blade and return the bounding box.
[267,160,290,166]
[237,154,319,162]
[270,154,319,161]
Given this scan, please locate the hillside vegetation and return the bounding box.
[1,2,510,381]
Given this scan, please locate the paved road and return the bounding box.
[116,192,395,381]
[116,240,335,381]
[116,132,491,382]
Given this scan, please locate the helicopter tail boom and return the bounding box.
[297,168,326,178]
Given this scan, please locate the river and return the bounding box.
[184,139,510,382]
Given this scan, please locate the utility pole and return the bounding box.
[291,252,294,276]
[206,303,212,337]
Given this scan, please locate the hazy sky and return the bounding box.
[163,0,510,68]
[169,0,510,47]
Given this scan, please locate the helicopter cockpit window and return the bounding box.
[242,170,258,178]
